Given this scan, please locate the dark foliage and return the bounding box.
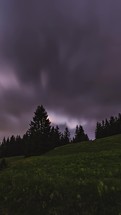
[0,135,25,158]
[25,105,52,156]
[73,125,89,143]
[0,105,89,158]
[63,127,70,144]
[50,126,62,148]
[95,113,121,139]
[0,158,8,171]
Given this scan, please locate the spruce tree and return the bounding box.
[50,126,61,148]
[27,105,51,155]
[63,127,70,144]
[28,105,51,137]
[73,125,89,143]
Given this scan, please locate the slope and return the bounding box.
[0,134,121,215]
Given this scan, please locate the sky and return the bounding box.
[0,0,121,140]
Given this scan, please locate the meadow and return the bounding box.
[0,135,121,214]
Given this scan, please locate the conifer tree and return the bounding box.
[63,127,70,144]
[95,122,102,139]
[50,126,61,148]
[28,105,51,137]
[73,125,89,143]
[26,105,51,155]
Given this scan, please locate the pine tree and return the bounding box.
[118,113,121,134]
[27,105,51,155]
[50,126,61,148]
[63,127,70,144]
[104,119,110,137]
[28,105,51,137]
[95,122,100,139]
[95,114,121,139]
[73,125,89,143]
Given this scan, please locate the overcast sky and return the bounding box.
[0,0,121,140]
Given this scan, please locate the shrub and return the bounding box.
[0,158,8,171]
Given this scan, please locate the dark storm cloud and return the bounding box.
[0,0,121,139]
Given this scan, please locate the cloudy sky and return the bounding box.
[0,0,121,140]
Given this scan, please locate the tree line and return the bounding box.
[1,105,120,158]
[0,105,89,157]
[95,113,121,139]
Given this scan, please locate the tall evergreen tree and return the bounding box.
[28,105,51,137]
[109,116,116,136]
[118,113,121,133]
[95,113,121,139]
[73,125,89,143]
[50,126,61,148]
[95,122,103,139]
[63,127,70,144]
[26,105,51,155]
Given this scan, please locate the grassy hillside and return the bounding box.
[0,134,121,215]
[47,134,121,156]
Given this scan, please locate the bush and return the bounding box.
[0,158,8,171]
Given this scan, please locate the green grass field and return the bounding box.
[0,135,121,215]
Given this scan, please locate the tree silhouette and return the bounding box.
[50,126,62,148]
[26,105,51,155]
[63,127,70,144]
[95,113,121,139]
[28,105,51,137]
[73,125,89,143]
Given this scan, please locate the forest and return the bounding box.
[0,105,88,157]
[0,105,121,158]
